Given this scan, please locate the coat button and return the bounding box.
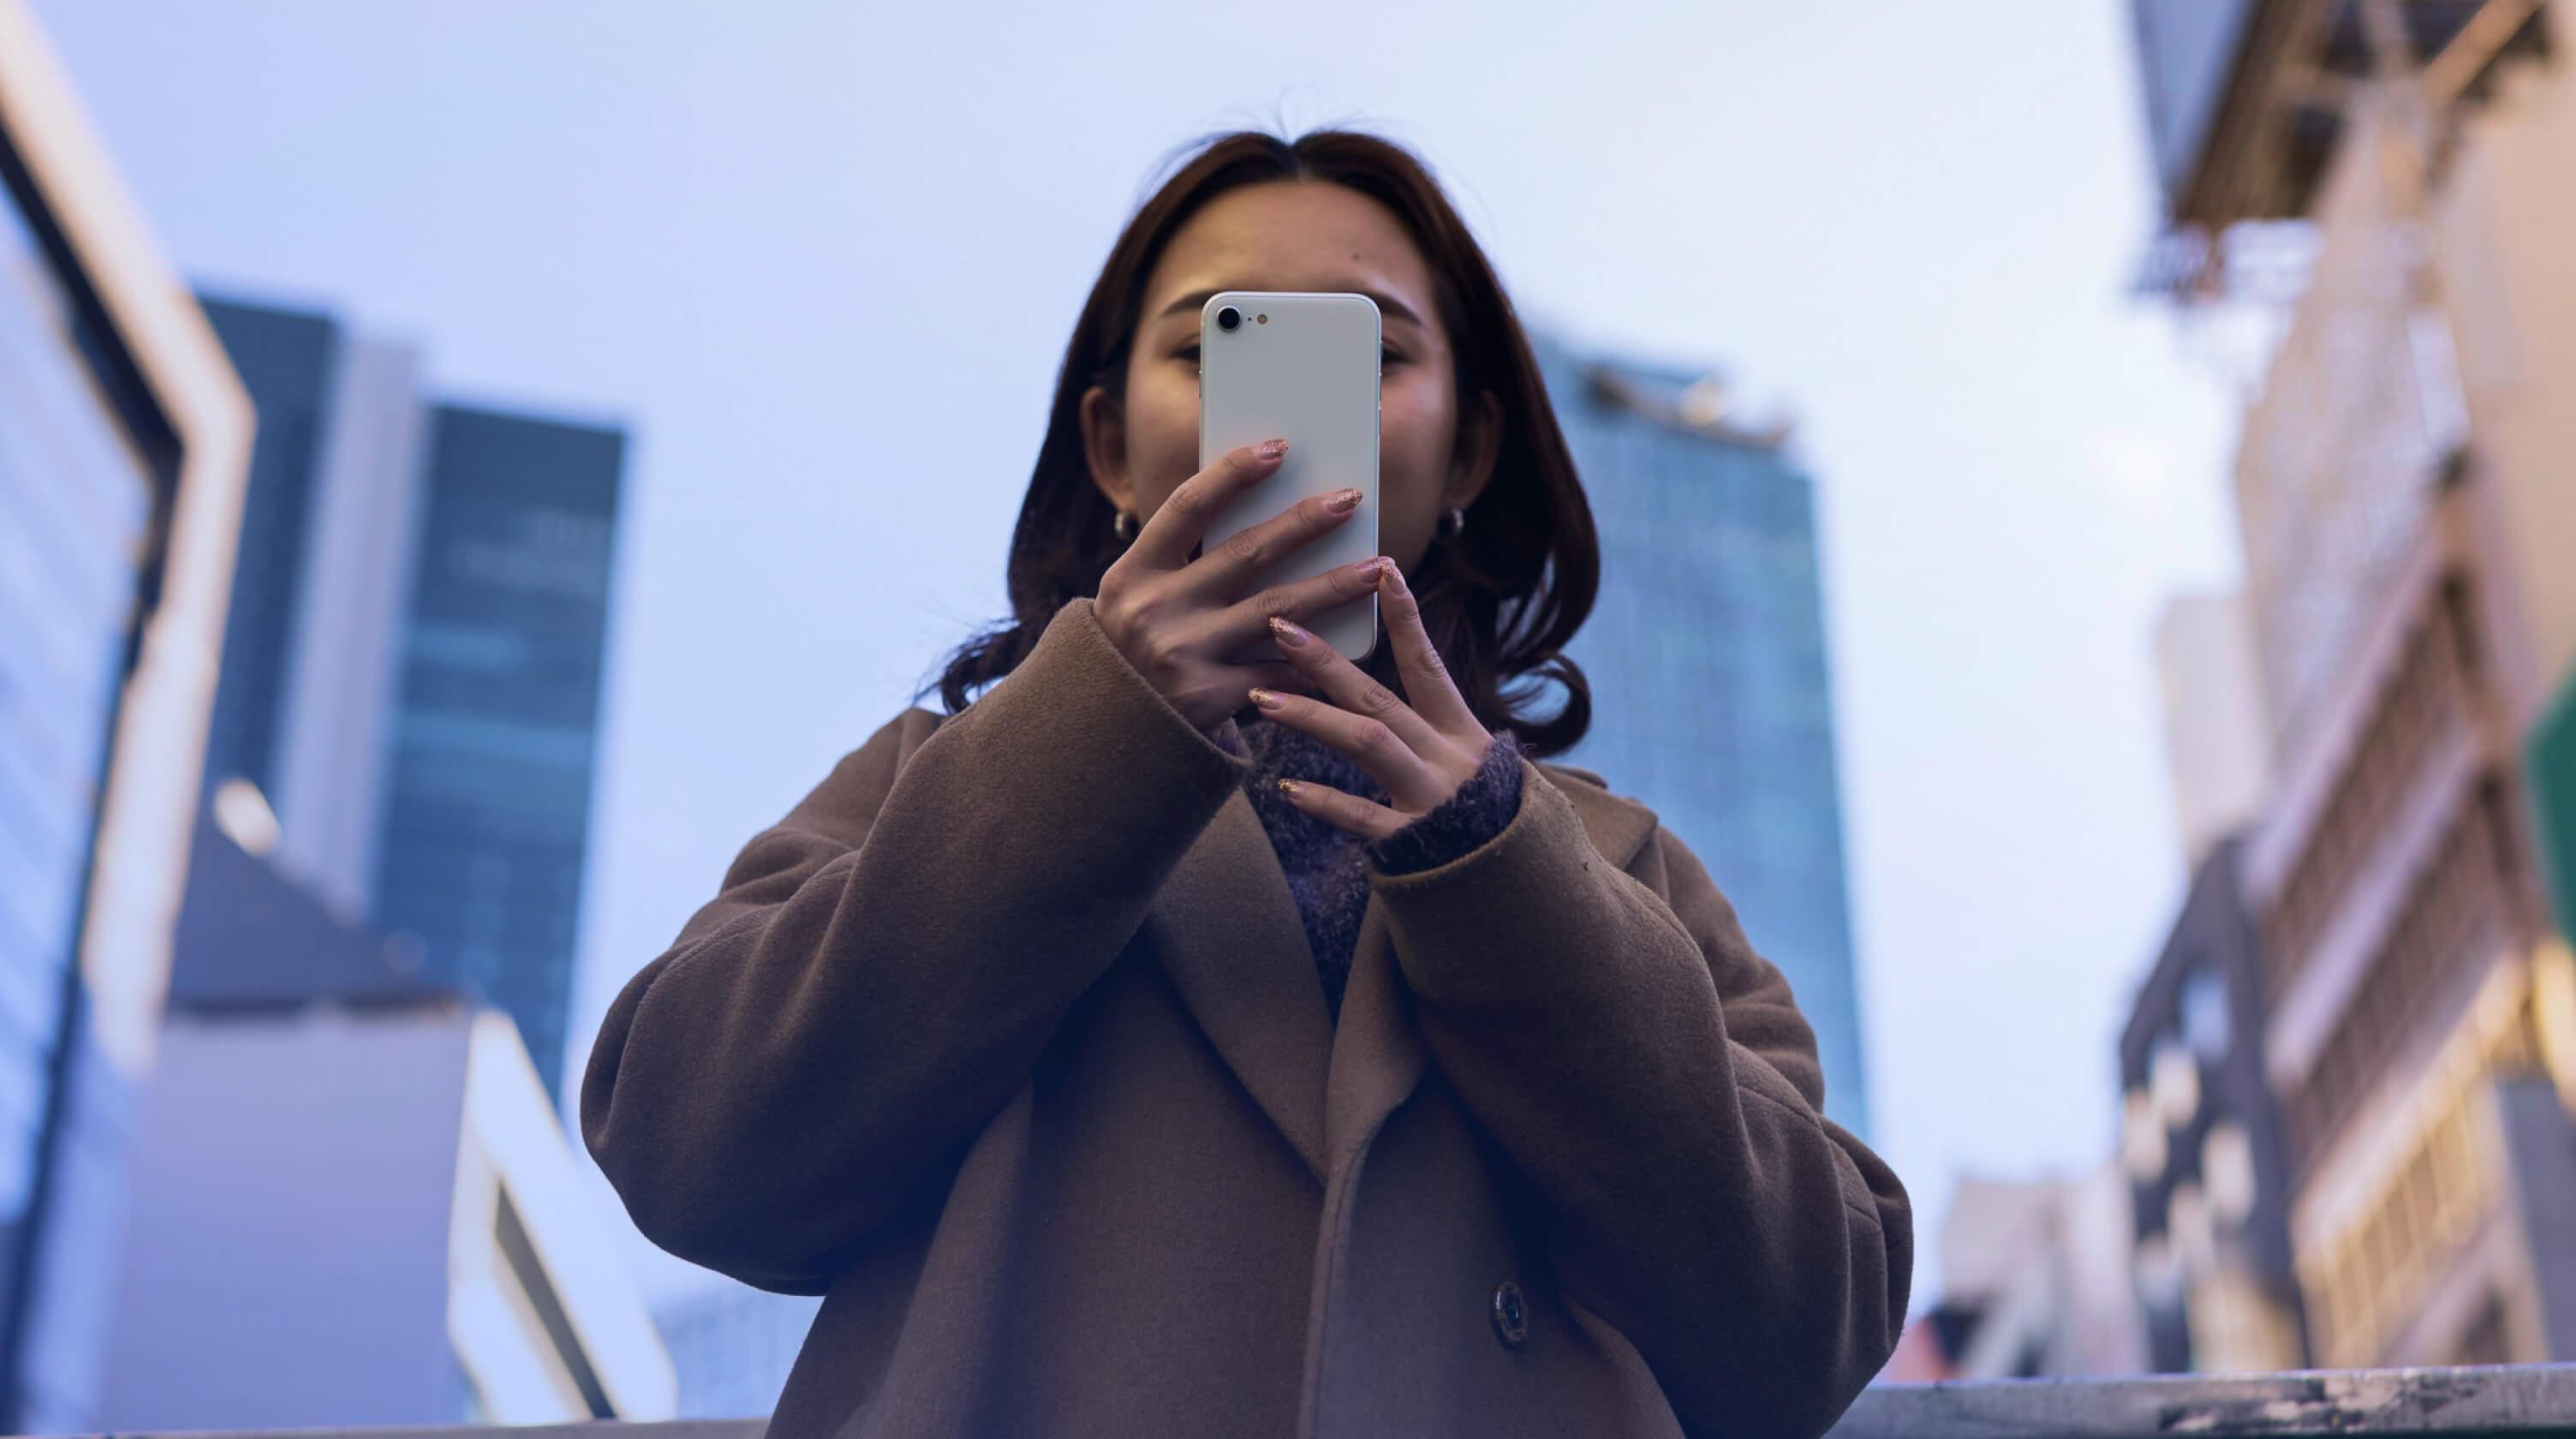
[1489,1281,1530,1346]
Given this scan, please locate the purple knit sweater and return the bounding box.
[1212,716,1525,1022]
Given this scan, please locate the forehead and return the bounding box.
[1145,180,1435,317]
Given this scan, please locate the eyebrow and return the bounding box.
[1157,287,1426,329]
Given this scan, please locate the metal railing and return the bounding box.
[53,1363,2576,1439]
[1834,1364,2576,1436]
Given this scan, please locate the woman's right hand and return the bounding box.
[1095,439,1389,736]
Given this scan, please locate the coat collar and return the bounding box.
[1148,786,1337,1184]
[1148,757,1660,1190]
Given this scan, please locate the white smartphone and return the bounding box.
[1197,290,1381,662]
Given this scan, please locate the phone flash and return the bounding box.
[1256,313,1268,325]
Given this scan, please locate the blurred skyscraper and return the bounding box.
[1535,332,1871,1140]
[373,406,623,1099]
[0,175,152,1430]
[194,298,426,923]
[2132,0,2576,1369]
[195,301,625,1100]
[0,3,253,1427]
[195,305,329,800]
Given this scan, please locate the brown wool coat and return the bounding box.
[581,596,1913,1439]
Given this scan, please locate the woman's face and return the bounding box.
[1081,179,1499,582]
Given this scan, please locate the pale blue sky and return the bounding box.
[38,0,2240,1304]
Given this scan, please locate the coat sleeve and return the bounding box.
[1371,760,1912,1439]
[580,597,1254,1293]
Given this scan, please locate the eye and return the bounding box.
[1178,343,1202,363]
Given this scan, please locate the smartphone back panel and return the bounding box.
[1197,290,1381,661]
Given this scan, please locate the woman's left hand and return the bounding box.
[1246,558,1494,841]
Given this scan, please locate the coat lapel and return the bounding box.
[1317,761,1655,1167]
[1321,900,1427,1167]
[1146,760,1662,1194]
[1149,787,1336,1185]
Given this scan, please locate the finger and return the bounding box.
[1178,483,1364,601]
[1202,556,1386,658]
[1266,611,1445,760]
[1216,662,1321,701]
[1372,561,1477,734]
[1130,439,1287,571]
[1248,672,1445,810]
[1274,778,1408,842]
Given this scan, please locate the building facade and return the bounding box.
[2156,592,2274,871]
[371,405,623,1099]
[2132,0,2576,1368]
[195,301,338,808]
[98,828,673,1427]
[2120,835,2310,1371]
[0,3,253,1426]
[1910,1169,2150,1379]
[194,297,428,923]
[1534,332,1872,1139]
[191,297,624,1101]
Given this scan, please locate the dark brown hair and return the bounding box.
[920,128,1599,756]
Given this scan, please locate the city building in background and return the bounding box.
[2156,592,2274,870]
[194,302,337,817]
[1535,332,1872,1140]
[95,820,673,1428]
[2120,834,2310,1372]
[372,405,623,1100]
[2133,0,2576,1367]
[194,296,625,1102]
[194,296,427,923]
[1897,1169,2149,1379]
[654,1286,823,1418]
[0,3,253,1428]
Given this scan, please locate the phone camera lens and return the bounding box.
[1216,306,1242,332]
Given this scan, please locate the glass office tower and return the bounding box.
[194,302,338,804]
[371,405,623,1099]
[0,139,161,1430]
[0,7,252,1422]
[1535,332,1872,1139]
[193,297,623,1102]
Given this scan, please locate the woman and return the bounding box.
[583,129,1911,1439]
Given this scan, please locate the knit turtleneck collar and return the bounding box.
[1211,716,1377,1021]
[1233,717,1384,833]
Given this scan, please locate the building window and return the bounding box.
[2152,1037,2203,1131]
[2285,784,2512,1177]
[2123,1087,2168,1179]
[2183,968,2233,1061]
[2202,1120,2258,1227]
